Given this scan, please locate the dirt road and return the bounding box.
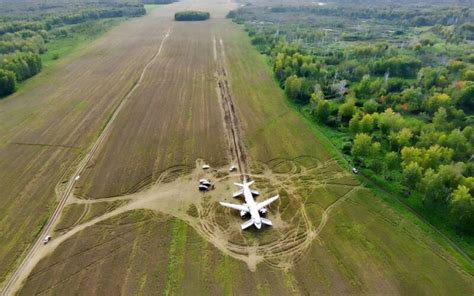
[215,37,250,178]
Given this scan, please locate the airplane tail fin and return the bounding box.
[241,219,254,230]
[261,218,273,226]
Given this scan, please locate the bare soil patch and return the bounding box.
[18,157,358,293]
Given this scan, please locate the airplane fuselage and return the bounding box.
[220,179,279,230]
[242,186,262,229]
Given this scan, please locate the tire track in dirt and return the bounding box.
[1,27,173,296]
[315,186,359,235]
[15,158,358,286]
[214,36,249,179]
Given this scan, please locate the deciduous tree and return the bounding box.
[449,185,473,233]
[403,162,422,189]
[0,69,16,97]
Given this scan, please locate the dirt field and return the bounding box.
[74,20,230,199]
[2,0,473,294]
[0,11,176,283]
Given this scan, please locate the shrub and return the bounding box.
[0,69,16,97]
[174,11,210,21]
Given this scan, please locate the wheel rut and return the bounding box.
[214,36,249,179]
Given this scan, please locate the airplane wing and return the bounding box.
[219,202,249,212]
[241,219,254,230]
[256,195,279,210]
[232,190,244,198]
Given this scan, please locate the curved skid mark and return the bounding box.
[33,159,357,278]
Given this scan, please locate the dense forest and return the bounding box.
[228,3,474,243]
[0,0,146,97]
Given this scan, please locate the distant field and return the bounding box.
[1,0,472,294]
[144,4,161,13]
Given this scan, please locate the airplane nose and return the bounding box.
[256,222,261,229]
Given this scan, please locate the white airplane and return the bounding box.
[220,178,279,230]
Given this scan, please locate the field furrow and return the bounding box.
[0,9,170,283]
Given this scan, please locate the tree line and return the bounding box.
[269,5,473,30]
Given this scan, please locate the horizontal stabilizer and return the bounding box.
[233,190,244,198]
[256,195,279,210]
[261,218,273,226]
[234,180,254,188]
[219,202,248,212]
[241,219,254,230]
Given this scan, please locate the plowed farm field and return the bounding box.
[0,11,170,284]
[1,0,472,295]
[74,20,229,200]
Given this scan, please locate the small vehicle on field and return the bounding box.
[199,179,213,191]
[43,235,51,245]
[352,167,359,174]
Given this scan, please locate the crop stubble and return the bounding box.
[0,8,170,283]
[75,19,229,199]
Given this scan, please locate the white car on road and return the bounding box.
[43,235,51,245]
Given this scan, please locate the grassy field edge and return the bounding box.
[12,18,128,96]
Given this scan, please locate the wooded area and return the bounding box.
[0,0,146,97]
[229,3,474,237]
